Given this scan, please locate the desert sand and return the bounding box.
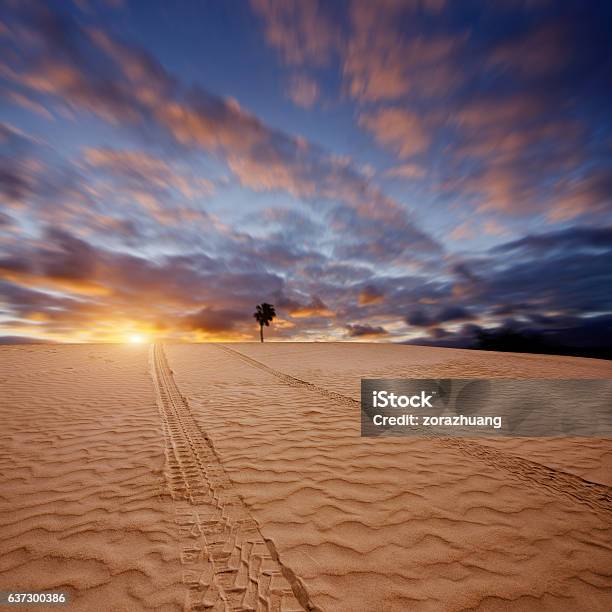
[1,343,611,611]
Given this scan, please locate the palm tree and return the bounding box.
[253,303,276,342]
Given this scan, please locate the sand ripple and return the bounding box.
[166,343,612,612]
[2,343,611,611]
[0,345,184,611]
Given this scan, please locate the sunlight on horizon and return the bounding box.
[128,334,146,344]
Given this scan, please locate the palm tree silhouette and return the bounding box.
[253,303,276,342]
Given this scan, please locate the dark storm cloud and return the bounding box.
[345,324,388,338]
[406,305,472,328]
[42,228,98,280]
[490,303,533,317]
[181,307,245,333]
[401,225,612,350]
[0,164,31,203]
[492,226,612,254]
[406,314,612,359]
[463,227,612,315]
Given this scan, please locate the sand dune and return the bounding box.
[1,343,611,611]
[0,345,184,611]
[226,343,612,486]
[166,343,612,611]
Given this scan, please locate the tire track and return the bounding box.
[215,344,612,517]
[150,344,316,612]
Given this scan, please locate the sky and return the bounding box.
[0,0,611,346]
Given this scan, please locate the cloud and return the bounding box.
[84,148,214,200]
[406,314,612,360]
[0,225,295,340]
[251,0,460,103]
[0,335,57,344]
[226,154,316,199]
[384,163,425,179]
[251,0,612,222]
[345,323,388,337]
[449,222,475,241]
[450,225,612,319]
[250,0,338,66]
[483,220,507,236]
[488,22,567,77]
[288,295,334,318]
[181,307,245,333]
[359,108,430,158]
[0,122,42,205]
[329,203,440,264]
[344,1,461,102]
[358,284,385,306]
[406,305,472,328]
[286,73,320,109]
[1,219,610,347]
[491,225,612,254]
[5,91,54,119]
[548,169,612,221]
[442,92,601,217]
[1,5,438,267]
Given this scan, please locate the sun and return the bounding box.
[128,333,146,344]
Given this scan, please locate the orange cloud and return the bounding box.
[345,1,461,102]
[358,285,385,306]
[359,108,430,158]
[474,92,547,121]
[84,147,213,200]
[286,73,320,109]
[548,171,612,222]
[384,163,426,179]
[250,0,337,66]
[288,296,334,318]
[6,91,54,119]
[483,220,508,236]
[252,0,458,103]
[449,222,475,241]
[5,12,435,252]
[0,269,110,297]
[227,155,316,198]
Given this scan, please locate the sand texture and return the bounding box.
[0,345,184,611]
[1,342,612,611]
[167,343,612,611]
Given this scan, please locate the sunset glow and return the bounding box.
[0,1,610,352]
